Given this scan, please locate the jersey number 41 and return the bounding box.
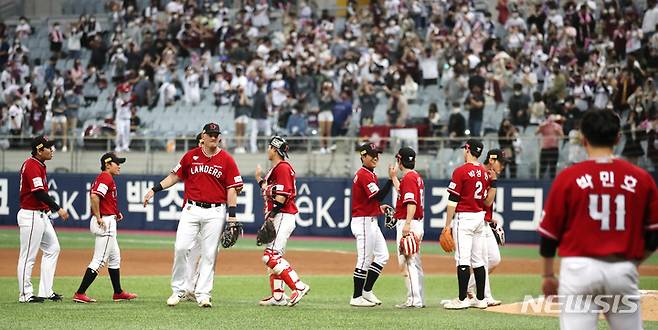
[589,194,626,231]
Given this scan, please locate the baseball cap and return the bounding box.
[100,152,126,170]
[396,146,416,164]
[484,149,510,165]
[357,142,382,157]
[202,123,221,135]
[269,136,289,158]
[462,139,484,158]
[31,136,56,154]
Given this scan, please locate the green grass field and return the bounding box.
[1,229,657,329]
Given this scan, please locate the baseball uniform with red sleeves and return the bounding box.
[170,147,243,304]
[449,162,489,268]
[87,171,121,271]
[394,170,424,219]
[17,156,60,302]
[19,157,49,210]
[91,172,119,216]
[352,167,383,217]
[263,161,298,214]
[394,170,425,308]
[539,157,658,329]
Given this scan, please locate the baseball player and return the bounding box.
[467,149,507,306]
[143,123,243,308]
[72,153,138,303]
[17,136,69,303]
[442,138,491,310]
[393,147,426,309]
[183,133,203,302]
[255,136,310,307]
[539,109,658,330]
[349,143,396,307]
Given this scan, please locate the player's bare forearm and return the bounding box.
[90,194,101,219]
[160,172,180,189]
[406,204,416,224]
[445,204,456,229]
[273,194,286,204]
[484,188,496,206]
[542,257,555,277]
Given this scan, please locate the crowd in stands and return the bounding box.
[0,0,657,177]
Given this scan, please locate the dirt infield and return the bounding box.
[2,249,658,277]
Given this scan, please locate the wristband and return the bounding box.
[152,183,163,193]
[271,200,284,215]
[490,180,498,188]
[228,206,236,218]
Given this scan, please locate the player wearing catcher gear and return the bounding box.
[17,136,69,303]
[255,136,310,307]
[73,153,137,303]
[393,147,426,309]
[540,110,658,330]
[442,139,492,310]
[466,149,507,307]
[349,143,396,307]
[143,123,243,308]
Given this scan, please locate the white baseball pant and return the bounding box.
[16,209,60,302]
[351,216,389,271]
[558,257,641,330]
[267,213,296,255]
[184,234,202,295]
[467,223,501,299]
[452,211,486,268]
[396,219,425,307]
[115,119,131,152]
[88,215,121,271]
[171,204,225,303]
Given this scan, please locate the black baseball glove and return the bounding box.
[220,221,243,248]
[384,206,396,229]
[257,219,277,246]
[490,221,505,246]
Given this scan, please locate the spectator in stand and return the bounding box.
[50,88,68,151]
[250,80,271,153]
[447,102,466,149]
[498,118,518,178]
[317,81,335,153]
[70,59,85,90]
[49,22,65,59]
[233,86,251,154]
[528,91,546,126]
[286,103,308,137]
[621,110,645,166]
[536,115,564,178]
[332,90,352,137]
[0,35,10,69]
[464,85,485,137]
[401,74,418,104]
[508,83,530,131]
[420,46,439,92]
[29,87,46,136]
[8,97,22,136]
[129,106,141,133]
[183,66,200,105]
[67,24,83,60]
[64,89,81,137]
[358,80,378,126]
[15,17,32,39]
[387,88,408,127]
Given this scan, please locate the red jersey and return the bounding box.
[448,162,490,213]
[539,158,658,260]
[19,157,49,210]
[174,147,243,203]
[394,170,424,220]
[263,161,298,214]
[351,167,383,217]
[90,172,119,216]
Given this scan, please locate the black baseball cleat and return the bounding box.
[26,296,45,303]
[45,293,63,302]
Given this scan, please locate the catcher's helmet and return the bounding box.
[269,136,289,158]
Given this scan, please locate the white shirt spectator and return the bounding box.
[270,77,288,107]
[253,2,270,27]
[642,3,658,34]
[165,0,184,15]
[184,71,200,105]
[419,55,439,80]
[67,29,83,52]
[212,76,231,105]
[8,103,23,131]
[15,21,31,39]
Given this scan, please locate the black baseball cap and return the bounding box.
[202,122,221,135]
[100,152,126,170]
[396,146,416,164]
[357,142,382,157]
[462,139,484,158]
[484,149,510,165]
[31,136,56,154]
[269,136,289,158]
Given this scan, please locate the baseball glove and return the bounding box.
[490,221,505,246]
[439,227,455,253]
[384,207,396,229]
[256,220,276,246]
[220,221,243,249]
[399,232,420,256]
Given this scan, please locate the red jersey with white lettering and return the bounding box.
[352,167,382,217]
[394,170,424,220]
[19,157,49,210]
[263,161,298,214]
[539,158,658,260]
[448,162,490,213]
[90,172,119,216]
[174,147,243,203]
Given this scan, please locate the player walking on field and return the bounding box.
[467,149,507,306]
[441,139,492,310]
[143,123,243,308]
[255,136,310,307]
[17,136,69,303]
[349,143,396,307]
[393,147,426,309]
[539,109,658,330]
[73,153,137,303]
